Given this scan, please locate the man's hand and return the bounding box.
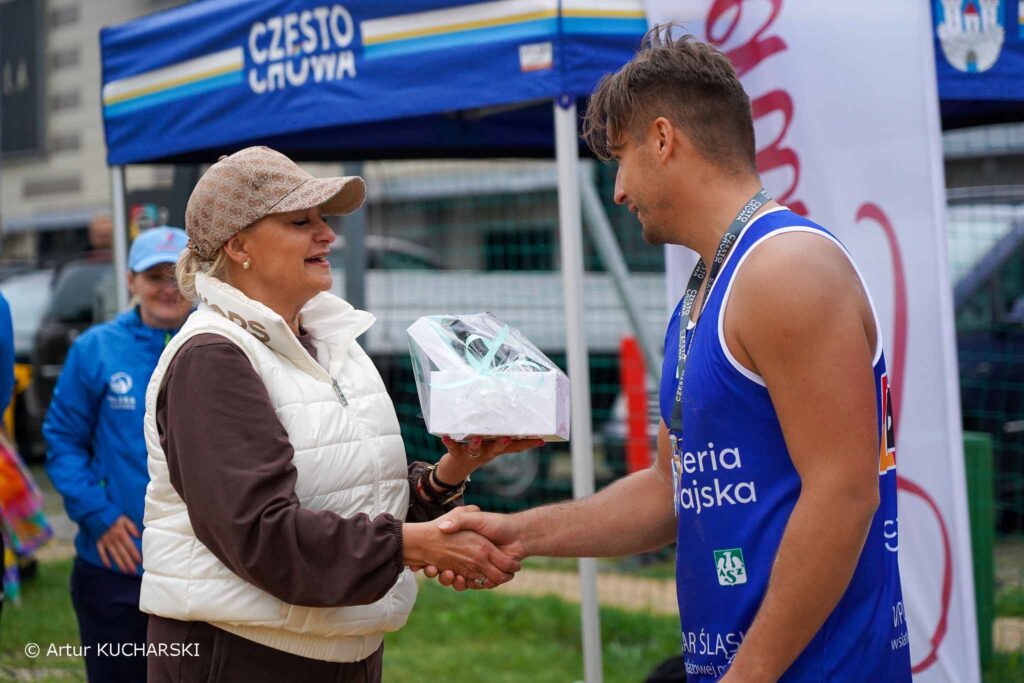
[403,507,522,589]
[96,515,141,574]
[437,507,524,553]
[423,507,526,589]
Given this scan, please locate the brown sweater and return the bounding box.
[153,332,457,607]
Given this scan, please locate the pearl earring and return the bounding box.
[243,260,251,270]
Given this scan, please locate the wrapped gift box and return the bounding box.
[407,313,570,441]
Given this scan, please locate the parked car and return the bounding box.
[27,252,115,459]
[0,262,35,284]
[328,235,447,271]
[0,269,53,460]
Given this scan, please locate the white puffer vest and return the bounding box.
[139,273,417,663]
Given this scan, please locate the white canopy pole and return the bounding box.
[111,166,129,311]
[554,97,603,683]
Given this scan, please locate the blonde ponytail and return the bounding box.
[176,247,228,301]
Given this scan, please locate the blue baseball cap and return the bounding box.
[128,226,189,272]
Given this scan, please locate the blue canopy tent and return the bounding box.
[100,0,645,163]
[100,2,647,679]
[934,0,1024,128]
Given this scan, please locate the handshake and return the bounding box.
[402,506,525,590]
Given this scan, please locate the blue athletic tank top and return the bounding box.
[659,208,911,681]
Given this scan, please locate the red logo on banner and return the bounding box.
[898,476,954,673]
[707,0,809,216]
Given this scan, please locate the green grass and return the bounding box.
[522,554,677,581]
[1,559,85,682]
[996,586,1024,618]
[987,652,1024,683]
[0,559,680,682]
[385,581,680,682]
[6,559,1020,682]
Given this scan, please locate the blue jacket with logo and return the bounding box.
[0,293,14,415]
[44,308,178,574]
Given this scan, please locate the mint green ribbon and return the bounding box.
[429,323,546,390]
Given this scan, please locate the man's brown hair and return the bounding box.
[583,25,756,174]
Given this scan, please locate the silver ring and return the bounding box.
[474,577,487,586]
[468,449,481,459]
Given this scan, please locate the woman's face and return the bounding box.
[240,207,337,306]
[128,263,192,329]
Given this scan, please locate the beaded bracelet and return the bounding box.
[417,465,467,506]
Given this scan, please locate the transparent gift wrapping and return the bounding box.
[407,313,570,441]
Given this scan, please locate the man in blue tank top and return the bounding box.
[432,26,911,682]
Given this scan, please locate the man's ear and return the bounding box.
[653,117,675,162]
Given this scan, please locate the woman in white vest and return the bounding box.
[143,146,538,683]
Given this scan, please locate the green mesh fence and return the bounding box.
[952,203,1024,539]
[946,123,1024,675]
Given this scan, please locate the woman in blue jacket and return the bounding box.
[44,226,191,683]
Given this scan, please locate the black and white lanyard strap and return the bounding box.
[668,188,772,436]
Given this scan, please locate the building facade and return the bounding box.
[0,0,186,261]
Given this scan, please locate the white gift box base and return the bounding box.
[426,370,570,442]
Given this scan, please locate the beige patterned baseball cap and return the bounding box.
[185,146,366,259]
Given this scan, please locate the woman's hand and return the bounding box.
[434,435,546,486]
[423,506,526,590]
[402,508,522,589]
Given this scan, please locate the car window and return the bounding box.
[47,262,114,324]
[0,271,53,354]
[94,271,119,322]
[327,245,441,270]
[369,250,439,270]
[948,204,1024,283]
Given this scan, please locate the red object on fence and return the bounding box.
[619,336,651,474]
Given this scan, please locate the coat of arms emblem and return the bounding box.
[935,0,1005,73]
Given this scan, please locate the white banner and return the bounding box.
[644,2,978,681]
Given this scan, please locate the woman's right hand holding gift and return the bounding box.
[435,435,546,486]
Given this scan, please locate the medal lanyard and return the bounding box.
[669,189,772,435]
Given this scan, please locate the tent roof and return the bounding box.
[101,0,1024,163]
[100,0,647,164]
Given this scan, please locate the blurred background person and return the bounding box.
[44,226,190,683]
[88,214,113,250]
